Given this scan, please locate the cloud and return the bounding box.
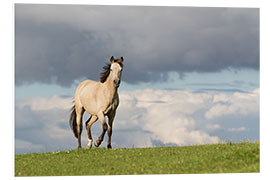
[205,89,259,120]
[15,4,259,86]
[228,127,247,132]
[15,139,44,154]
[15,96,76,153]
[15,88,259,153]
[116,89,259,145]
[16,96,73,111]
[117,89,219,146]
[206,124,221,131]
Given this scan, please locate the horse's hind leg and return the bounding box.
[94,112,107,147]
[85,115,98,149]
[76,106,84,149]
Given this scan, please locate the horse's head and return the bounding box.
[110,56,124,88]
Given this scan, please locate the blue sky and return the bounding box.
[15,4,259,154]
[16,69,259,100]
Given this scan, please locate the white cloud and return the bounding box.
[15,88,259,153]
[206,124,221,130]
[116,89,221,146]
[15,139,44,154]
[116,88,259,146]
[205,88,259,120]
[228,127,247,132]
[15,96,77,153]
[17,96,72,111]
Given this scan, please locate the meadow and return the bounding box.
[15,142,259,176]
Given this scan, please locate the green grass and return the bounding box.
[15,142,259,176]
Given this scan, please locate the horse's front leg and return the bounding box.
[85,115,98,149]
[94,112,107,147]
[107,111,116,149]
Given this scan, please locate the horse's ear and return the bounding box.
[117,56,124,63]
[110,56,114,63]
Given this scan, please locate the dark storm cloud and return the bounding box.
[15,4,259,86]
[15,20,109,86]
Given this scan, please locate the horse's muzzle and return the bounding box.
[113,80,120,88]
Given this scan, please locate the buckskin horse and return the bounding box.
[69,56,124,149]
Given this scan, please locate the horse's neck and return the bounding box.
[103,74,117,99]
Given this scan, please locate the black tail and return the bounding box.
[69,105,82,139]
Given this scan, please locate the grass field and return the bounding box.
[15,142,259,176]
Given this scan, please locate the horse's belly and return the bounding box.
[81,97,109,115]
[84,103,98,115]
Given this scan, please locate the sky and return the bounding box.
[14,4,259,154]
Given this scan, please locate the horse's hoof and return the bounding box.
[86,144,92,149]
[94,140,100,147]
[77,146,82,149]
[86,139,92,149]
[107,144,112,149]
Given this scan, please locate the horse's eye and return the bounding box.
[110,69,112,71]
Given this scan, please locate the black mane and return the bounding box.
[99,63,111,83]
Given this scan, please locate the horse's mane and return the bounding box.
[99,61,123,83]
[100,63,111,83]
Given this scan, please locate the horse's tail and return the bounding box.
[69,104,82,139]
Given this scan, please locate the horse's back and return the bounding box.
[75,80,93,94]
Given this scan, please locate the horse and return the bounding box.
[69,56,124,149]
